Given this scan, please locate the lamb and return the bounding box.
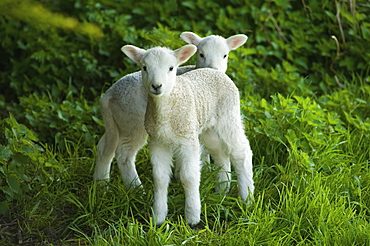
[121,44,254,226]
[180,32,248,73]
[93,32,248,189]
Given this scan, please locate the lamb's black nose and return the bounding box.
[152,84,162,91]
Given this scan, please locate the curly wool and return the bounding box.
[144,68,239,143]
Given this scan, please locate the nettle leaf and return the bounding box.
[1,186,14,198]
[326,112,342,125]
[0,166,5,175]
[181,1,196,9]
[299,150,315,173]
[285,128,297,147]
[0,145,12,161]
[0,201,9,215]
[6,173,21,194]
[10,153,30,167]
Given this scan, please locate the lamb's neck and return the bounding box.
[145,88,198,140]
[146,95,172,122]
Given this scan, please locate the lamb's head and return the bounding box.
[121,44,197,97]
[180,32,248,73]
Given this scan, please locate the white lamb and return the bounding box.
[93,32,248,189]
[180,32,248,73]
[121,44,254,226]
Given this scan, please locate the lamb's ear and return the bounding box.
[226,34,248,50]
[180,32,203,46]
[174,44,197,66]
[121,45,146,63]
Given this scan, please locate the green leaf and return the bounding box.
[0,145,12,161]
[7,173,21,194]
[0,201,9,214]
[182,1,196,9]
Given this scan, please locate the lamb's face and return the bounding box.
[121,44,196,97]
[180,32,248,74]
[196,36,229,73]
[140,48,177,98]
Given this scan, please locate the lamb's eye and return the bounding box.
[199,53,204,58]
[223,54,227,59]
[169,66,174,72]
[143,66,147,71]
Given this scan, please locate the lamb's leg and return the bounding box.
[151,142,173,225]
[173,151,208,181]
[116,137,146,189]
[94,95,119,182]
[177,142,202,226]
[201,130,231,194]
[228,135,254,202]
[94,132,118,182]
[218,121,254,202]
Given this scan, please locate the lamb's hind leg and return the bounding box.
[200,130,231,194]
[94,133,118,182]
[220,125,254,202]
[230,139,254,202]
[116,128,147,189]
[94,95,119,182]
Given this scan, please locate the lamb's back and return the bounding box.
[101,71,147,125]
[178,68,239,127]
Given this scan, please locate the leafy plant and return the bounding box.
[8,91,102,150]
[0,115,51,214]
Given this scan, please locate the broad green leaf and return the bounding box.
[0,145,12,161]
[7,173,21,194]
[0,201,9,214]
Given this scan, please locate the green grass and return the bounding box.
[2,82,370,245]
[1,76,370,245]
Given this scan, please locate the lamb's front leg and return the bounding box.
[177,142,202,226]
[150,142,173,225]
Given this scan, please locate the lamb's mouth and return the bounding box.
[151,91,163,97]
